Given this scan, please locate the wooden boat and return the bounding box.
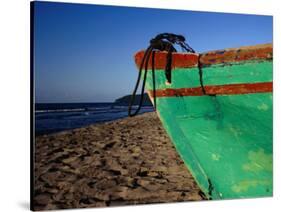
[134,43,273,199]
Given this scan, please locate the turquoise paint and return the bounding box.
[142,60,272,90]
[140,58,273,199]
[156,93,272,199]
[203,61,272,86]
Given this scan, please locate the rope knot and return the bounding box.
[128,33,195,117]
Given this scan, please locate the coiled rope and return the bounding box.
[128,33,197,117]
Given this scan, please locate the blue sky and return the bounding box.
[34,1,272,103]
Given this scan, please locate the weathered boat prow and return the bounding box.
[134,43,273,200]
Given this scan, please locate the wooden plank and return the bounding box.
[147,82,272,97]
[134,43,272,70]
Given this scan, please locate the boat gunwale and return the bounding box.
[134,43,272,70]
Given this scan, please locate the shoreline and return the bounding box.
[35,105,154,136]
[34,112,205,210]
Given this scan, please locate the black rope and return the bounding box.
[128,33,196,117]
[128,46,153,116]
[198,54,217,96]
[151,51,156,109]
[198,54,206,95]
[165,45,173,83]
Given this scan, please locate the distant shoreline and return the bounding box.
[35,102,154,136]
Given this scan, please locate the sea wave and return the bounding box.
[35,103,154,135]
[35,105,152,113]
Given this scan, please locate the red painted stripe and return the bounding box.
[135,44,272,70]
[200,46,273,66]
[147,82,272,97]
[134,51,198,70]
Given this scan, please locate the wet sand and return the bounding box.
[34,112,205,210]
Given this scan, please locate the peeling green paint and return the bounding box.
[211,154,221,161]
[141,59,273,199]
[257,103,269,111]
[231,180,271,193]
[142,61,272,90]
[228,124,243,140]
[243,149,272,172]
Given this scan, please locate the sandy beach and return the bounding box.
[34,112,205,210]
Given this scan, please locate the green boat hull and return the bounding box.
[134,44,273,199]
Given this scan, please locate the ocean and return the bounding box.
[35,103,154,135]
